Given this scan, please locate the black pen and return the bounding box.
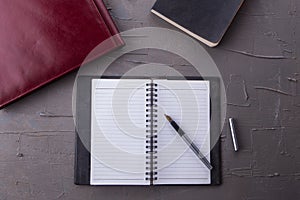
[164,114,213,170]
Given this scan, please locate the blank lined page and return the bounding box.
[155,80,211,185]
[90,79,149,185]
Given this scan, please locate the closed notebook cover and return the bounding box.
[0,0,124,108]
[151,0,244,47]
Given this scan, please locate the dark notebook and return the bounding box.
[74,76,221,185]
[151,0,244,47]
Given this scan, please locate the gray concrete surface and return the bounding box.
[0,0,299,199]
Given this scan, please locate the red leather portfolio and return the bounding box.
[0,0,124,108]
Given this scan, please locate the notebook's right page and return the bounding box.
[155,80,211,185]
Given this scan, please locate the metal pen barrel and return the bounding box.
[229,118,239,151]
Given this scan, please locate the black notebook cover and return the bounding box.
[151,0,244,47]
[74,76,221,185]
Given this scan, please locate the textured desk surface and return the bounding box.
[0,0,299,199]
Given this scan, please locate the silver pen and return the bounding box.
[229,118,239,151]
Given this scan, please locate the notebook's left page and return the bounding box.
[90,79,149,185]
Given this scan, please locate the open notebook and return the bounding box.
[90,79,211,185]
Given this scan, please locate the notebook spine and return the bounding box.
[145,81,158,184]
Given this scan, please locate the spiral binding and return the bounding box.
[145,81,158,183]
